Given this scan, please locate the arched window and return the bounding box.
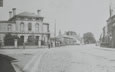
[28,23,32,31]
[20,22,24,32]
[8,24,12,31]
[35,23,39,32]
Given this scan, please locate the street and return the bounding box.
[1,44,115,72]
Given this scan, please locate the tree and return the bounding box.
[4,33,19,46]
[4,33,14,46]
[83,32,96,44]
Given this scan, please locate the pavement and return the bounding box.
[0,48,49,72]
[1,44,115,72]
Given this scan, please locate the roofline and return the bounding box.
[43,23,49,25]
[107,15,115,22]
[0,21,15,23]
[8,15,44,21]
[17,15,44,18]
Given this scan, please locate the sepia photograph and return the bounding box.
[0,0,115,72]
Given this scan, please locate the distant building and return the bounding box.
[50,31,81,47]
[64,31,81,44]
[0,8,50,47]
[65,31,77,36]
[59,35,77,45]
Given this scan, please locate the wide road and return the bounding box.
[67,45,115,72]
[22,44,115,72]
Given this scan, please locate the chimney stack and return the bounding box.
[37,10,41,16]
[12,8,16,16]
[9,11,12,19]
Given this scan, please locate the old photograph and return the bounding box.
[0,0,115,72]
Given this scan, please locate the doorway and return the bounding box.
[35,36,39,45]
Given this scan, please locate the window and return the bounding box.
[8,24,12,31]
[35,23,39,32]
[20,22,24,32]
[43,25,48,32]
[28,23,32,31]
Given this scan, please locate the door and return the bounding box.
[35,36,39,45]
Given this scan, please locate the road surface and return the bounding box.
[1,44,115,72]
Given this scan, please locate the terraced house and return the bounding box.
[0,8,50,47]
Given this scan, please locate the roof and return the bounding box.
[8,11,44,21]
[17,12,43,18]
[56,34,75,39]
[107,15,115,22]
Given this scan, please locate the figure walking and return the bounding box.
[48,40,50,49]
[0,40,2,48]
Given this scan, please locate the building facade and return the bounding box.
[106,15,115,48]
[64,31,81,44]
[100,26,109,47]
[0,8,50,47]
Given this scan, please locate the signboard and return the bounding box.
[0,0,3,7]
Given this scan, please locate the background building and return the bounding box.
[50,31,81,47]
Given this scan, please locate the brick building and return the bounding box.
[0,8,50,47]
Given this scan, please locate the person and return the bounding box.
[23,42,25,49]
[0,40,2,48]
[48,40,50,49]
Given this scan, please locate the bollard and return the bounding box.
[23,43,25,49]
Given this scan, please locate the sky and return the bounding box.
[0,0,113,40]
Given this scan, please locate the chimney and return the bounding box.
[12,8,16,16]
[9,11,12,19]
[37,10,41,16]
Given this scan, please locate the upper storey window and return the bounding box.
[28,23,32,31]
[20,22,24,32]
[35,23,39,32]
[8,24,12,31]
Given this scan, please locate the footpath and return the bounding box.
[0,48,49,72]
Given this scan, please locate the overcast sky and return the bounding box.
[0,0,114,40]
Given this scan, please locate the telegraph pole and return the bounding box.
[109,0,112,17]
[54,20,56,47]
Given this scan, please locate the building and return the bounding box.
[50,31,81,47]
[64,31,81,44]
[100,26,109,47]
[0,8,50,47]
[106,15,115,48]
[59,35,77,45]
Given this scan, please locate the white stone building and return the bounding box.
[0,8,50,47]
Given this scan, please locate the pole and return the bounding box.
[54,20,56,47]
[109,0,112,17]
